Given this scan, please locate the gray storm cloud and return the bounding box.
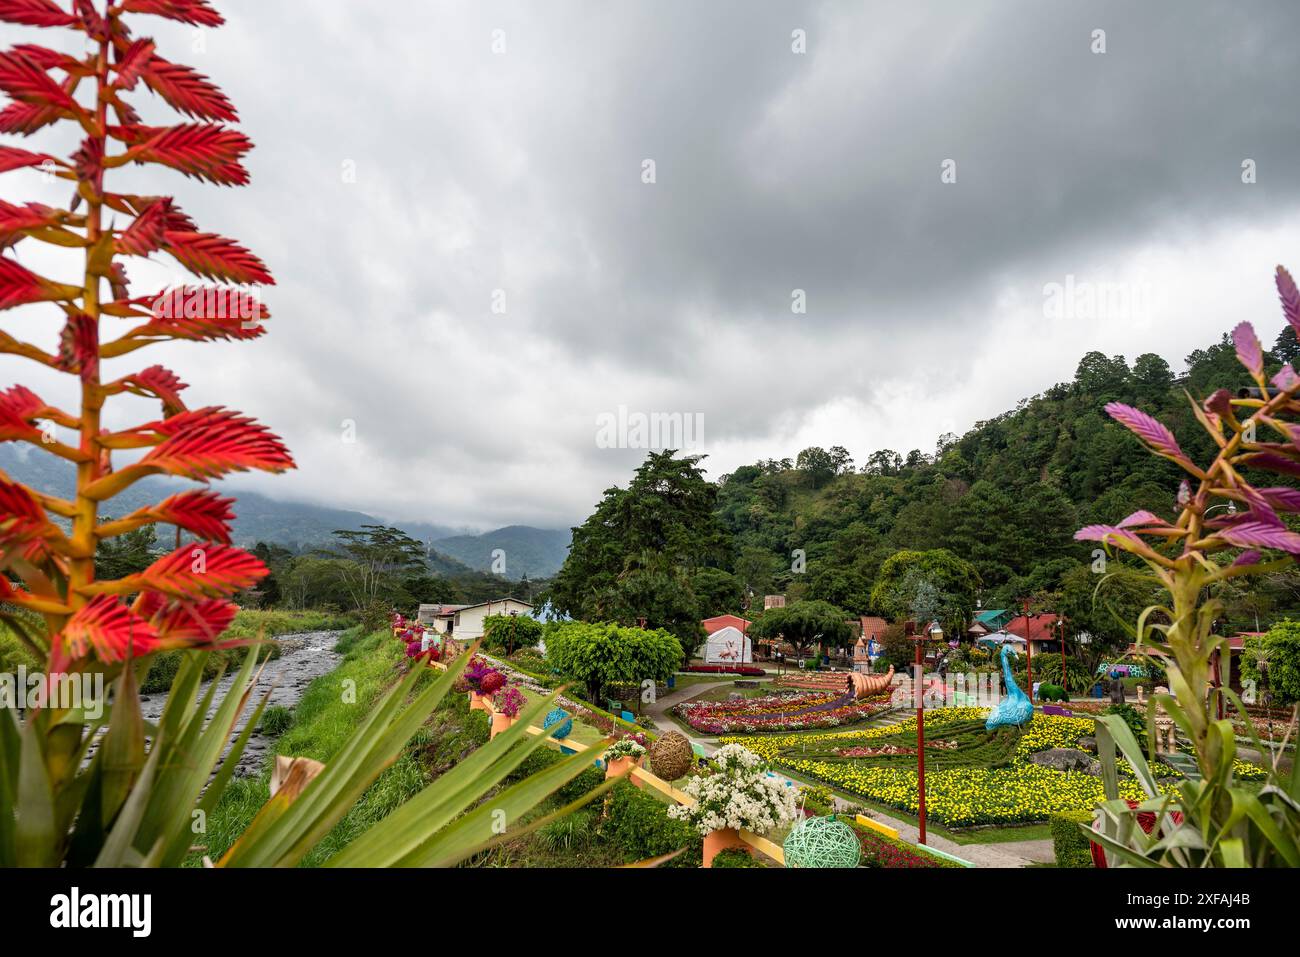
[2,0,1299,529]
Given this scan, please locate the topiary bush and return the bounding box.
[1038,683,1068,702]
[1049,809,1095,868]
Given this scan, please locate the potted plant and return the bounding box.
[491,686,526,738]
[464,657,505,711]
[667,744,799,867]
[602,735,648,783]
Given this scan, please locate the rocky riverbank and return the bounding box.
[136,629,344,776]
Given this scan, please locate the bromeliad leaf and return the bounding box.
[1232,321,1264,379]
[1215,521,1300,554]
[1104,402,1193,469]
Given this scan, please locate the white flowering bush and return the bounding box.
[602,738,647,761]
[668,745,800,836]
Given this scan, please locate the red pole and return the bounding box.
[914,630,926,845]
[1060,618,1068,699]
[1023,598,1034,702]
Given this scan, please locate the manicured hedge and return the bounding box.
[1050,809,1095,868]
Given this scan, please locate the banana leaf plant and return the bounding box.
[0,0,609,867]
[1077,266,1300,866]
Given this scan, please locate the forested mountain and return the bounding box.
[431,525,571,579]
[547,323,1300,646]
[713,325,1300,617]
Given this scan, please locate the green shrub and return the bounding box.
[1103,703,1147,740]
[506,743,562,784]
[260,705,294,736]
[536,809,595,852]
[601,782,697,863]
[711,847,762,867]
[1038,683,1068,702]
[483,614,544,655]
[1049,810,1095,868]
[556,765,605,805]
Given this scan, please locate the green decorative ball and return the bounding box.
[648,731,693,781]
[783,815,861,868]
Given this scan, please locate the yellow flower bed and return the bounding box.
[721,710,1183,827]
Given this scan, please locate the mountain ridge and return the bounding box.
[0,446,571,574]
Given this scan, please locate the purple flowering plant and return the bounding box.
[1075,266,1300,867]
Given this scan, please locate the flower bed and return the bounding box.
[724,708,1266,826]
[681,664,766,676]
[855,823,963,868]
[675,691,891,734]
[683,691,838,718]
[776,673,853,691]
[722,710,1138,827]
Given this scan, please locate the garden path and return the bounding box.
[643,678,765,752]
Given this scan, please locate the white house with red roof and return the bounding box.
[701,613,751,636]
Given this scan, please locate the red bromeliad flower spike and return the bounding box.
[0,0,293,677]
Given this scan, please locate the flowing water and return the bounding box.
[128,629,344,777]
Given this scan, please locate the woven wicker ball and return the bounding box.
[783,815,861,868]
[543,707,573,740]
[648,730,693,781]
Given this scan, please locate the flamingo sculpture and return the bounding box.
[985,643,1034,731]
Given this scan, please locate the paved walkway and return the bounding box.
[643,678,755,754]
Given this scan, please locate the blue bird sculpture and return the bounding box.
[985,643,1034,731]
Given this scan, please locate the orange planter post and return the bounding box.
[490,712,516,739]
[702,828,751,868]
[604,756,644,788]
[469,691,492,713]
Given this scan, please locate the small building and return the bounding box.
[1004,613,1062,658]
[417,597,534,640]
[702,613,751,636]
[763,594,786,610]
[969,608,1013,638]
[697,625,752,665]
[858,616,889,643]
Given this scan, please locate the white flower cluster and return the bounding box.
[668,745,800,836]
[603,738,647,761]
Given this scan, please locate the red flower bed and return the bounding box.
[856,828,954,868]
[681,665,765,676]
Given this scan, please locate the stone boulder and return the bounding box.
[1027,747,1101,776]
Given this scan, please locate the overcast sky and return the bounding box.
[4,1,1300,532]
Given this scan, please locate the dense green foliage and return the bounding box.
[546,325,1300,665]
[543,451,731,655]
[543,620,683,702]
[600,781,699,862]
[482,613,545,655]
[869,549,980,634]
[1242,619,1300,705]
[1050,810,1095,868]
[749,599,852,655]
